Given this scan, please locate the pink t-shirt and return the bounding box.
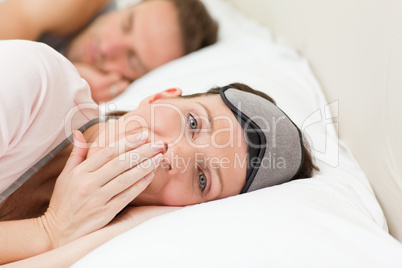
[0,40,99,199]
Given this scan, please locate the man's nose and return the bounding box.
[100,38,128,59]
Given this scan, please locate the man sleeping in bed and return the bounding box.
[0,40,317,265]
[0,0,218,103]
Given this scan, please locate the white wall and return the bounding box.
[228,0,402,241]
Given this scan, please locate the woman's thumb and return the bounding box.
[63,130,88,172]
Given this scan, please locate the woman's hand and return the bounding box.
[40,130,165,249]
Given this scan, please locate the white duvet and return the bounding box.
[74,0,402,267]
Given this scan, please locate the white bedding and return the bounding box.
[74,0,402,266]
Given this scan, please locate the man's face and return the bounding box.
[88,90,248,206]
[66,0,184,81]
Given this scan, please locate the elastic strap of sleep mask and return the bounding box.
[218,86,265,193]
[214,85,305,193]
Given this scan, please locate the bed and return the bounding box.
[71,0,402,266]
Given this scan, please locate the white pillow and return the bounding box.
[76,0,402,266]
[75,177,402,268]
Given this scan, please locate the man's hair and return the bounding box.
[161,0,219,54]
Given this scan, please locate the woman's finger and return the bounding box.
[94,141,167,186]
[102,153,163,203]
[108,173,155,214]
[62,130,88,173]
[84,131,149,172]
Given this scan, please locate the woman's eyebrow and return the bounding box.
[196,102,225,197]
[208,161,224,199]
[196,102,214,131]
[195,102,225,197]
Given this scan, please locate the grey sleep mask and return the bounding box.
[217,86,304,193]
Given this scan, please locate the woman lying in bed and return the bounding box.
[0,40,317,266]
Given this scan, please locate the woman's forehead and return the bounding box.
[185,93,232,117]
[192,95,248,198]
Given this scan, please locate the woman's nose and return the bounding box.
[163,143,193,177]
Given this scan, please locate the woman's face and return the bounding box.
[89,89,247,206]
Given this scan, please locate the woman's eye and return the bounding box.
[198,172,207,192]
[188,114,198,131]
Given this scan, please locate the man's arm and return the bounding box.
[0,0,109,40]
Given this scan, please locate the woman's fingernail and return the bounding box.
[72,130,77,141]
[152,153,164,166]
[72,130,81,145]
[151,141,164,151]
[144,172,155,182]
[164,142,169,152]
[136,131,149,142]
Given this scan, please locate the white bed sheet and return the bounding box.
[74,0,402,266]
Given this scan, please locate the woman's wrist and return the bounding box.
[37,214,58,250]
[0,217,53,264]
